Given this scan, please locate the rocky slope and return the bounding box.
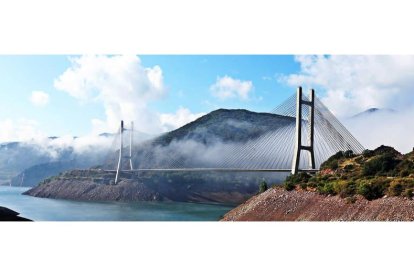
[223,145,414,221]
[221,187,414,221]
[25,177,163,202]
[23,169,260,204]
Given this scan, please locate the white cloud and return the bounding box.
[282,55,414,153]
[30,91,50,107]
[283,55,414,117]
[0,119,45,143]
[210,75,253,100]
[159,107,205,132]
[54,55,167,134]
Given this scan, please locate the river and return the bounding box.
[0,186,234,221]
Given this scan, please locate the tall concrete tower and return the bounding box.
[291,87,316,174]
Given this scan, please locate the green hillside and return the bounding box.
[284,145,414,200]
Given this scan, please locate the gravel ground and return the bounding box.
[221,187,414,221]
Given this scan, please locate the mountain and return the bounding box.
[10,161,89,187]
[153,109,294,146]
[106,109,295,170]
[25,109,295,203]
[0,140,67,185]
[351,107,396,118]
[0,137,106,187]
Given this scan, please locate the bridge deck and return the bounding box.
[102,168,319,173]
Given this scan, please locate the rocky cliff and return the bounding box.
[23,169,258,204]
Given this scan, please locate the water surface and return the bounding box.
[0,186,233,221]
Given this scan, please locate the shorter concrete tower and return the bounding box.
[115,121,134,184]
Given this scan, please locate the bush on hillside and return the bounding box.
[343,150,355,158]
[357,179,389,200]
[284,181,296,191]
[388,181,403,197]
[259,180,268,194]
[343,164,354,172]
[362,149,374,158]
[317,182,335,195]
[283,172,311,191]
[400,170,410,177]
[403,188,414,199]
[337,181,357,198]
[362,153,399,176]
[321,151,345,170]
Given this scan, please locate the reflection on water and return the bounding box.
[0,186,233,221]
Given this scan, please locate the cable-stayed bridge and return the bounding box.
[105,87,364,184]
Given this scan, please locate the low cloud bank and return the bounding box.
[344,108,414,154]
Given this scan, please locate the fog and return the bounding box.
[343,108,414,154]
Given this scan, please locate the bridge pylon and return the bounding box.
[115,120,134,184]
[291,87,316,174]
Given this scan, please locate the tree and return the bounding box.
[259,180,268,193]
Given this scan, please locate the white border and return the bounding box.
[2,222,414,276]
[0,0,413,54]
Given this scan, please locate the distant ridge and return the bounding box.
[352,107,396,118]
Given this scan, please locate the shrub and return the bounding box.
[344,150,355,158]
[259,180,268,193]
[397,160,414,173]
[362,158,381,176]
[284,181,296,191]
[344,164,354,172]
[300,182,308,190]
[362,149,374,158]
[306,176,318,188]
[357,179,389,200]
[337,181,357,198]
[400,169,410,177]
[333,180,346,194]
[362,153,399,176]
[354,156,364,164]
[403,188,414,199]
[283,172,311,191]
[345,196,357,204]
[317,182,336,195]
[388,181,404,197]
[321,151,344,170]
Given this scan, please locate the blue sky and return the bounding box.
[0,55,301,139]
[2,54,414,153]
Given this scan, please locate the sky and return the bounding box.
[1,55,414,152]
[0,55,299,139]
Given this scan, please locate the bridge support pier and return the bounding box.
[291,87,316,174]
